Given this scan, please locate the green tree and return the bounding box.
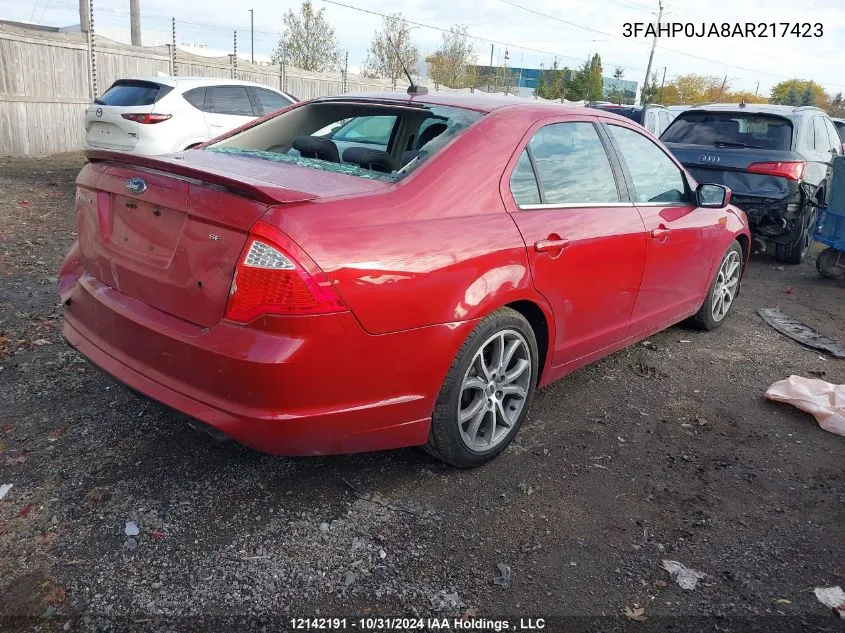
[605,66,625,104]
[427,25,476,89]
[771,79,826,106]
[586,53,603,101]
[363,13,420,88]
[640,72,660,104]
[271,0,341,72]
[800,84,816,106]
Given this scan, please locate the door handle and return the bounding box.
[651,226,670,239]
[534,238,570,253]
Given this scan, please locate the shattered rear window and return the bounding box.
[206,102,483,182]
[207,147,386,181]
[661,112,794,150]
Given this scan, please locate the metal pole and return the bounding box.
[79,0,89,33]
[755,81,759,96]
[343,51,348,92]
[642,0,663,104]
[171,17,176,75]
[658,66,666,102]
[233,31,238,79]
[89,0,97,99]
[129,0,141,46]
[719,74,728,97]
[249,9,254,63]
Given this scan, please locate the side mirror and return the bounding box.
[697,183,731,209]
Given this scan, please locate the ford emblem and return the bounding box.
[698,154,720,163]
[125,177,147,195]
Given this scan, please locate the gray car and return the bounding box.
[661,103,841,264]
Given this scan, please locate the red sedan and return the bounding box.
[60,91,750,467]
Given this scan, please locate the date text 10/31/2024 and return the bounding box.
[290,618,547,631]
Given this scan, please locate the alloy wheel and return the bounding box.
[711,250,741,322]
[457,329,531,451]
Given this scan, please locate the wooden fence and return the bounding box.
[0,23,407,156]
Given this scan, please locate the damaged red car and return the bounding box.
[60,90,750,467]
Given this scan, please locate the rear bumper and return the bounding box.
[731,190,806,244]
[60,268,467,456]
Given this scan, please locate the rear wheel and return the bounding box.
[425,308,539,468]
[691,241,743,331]
[816,246,845,280]
[776,205,818,265]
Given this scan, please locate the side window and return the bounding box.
[812,117,832,151]
[526,122,619,205]
[645,110,658,134]
[608,124,688,204]
[207,86,256,116]
[182,87,206,111]
[658,111,672,134]
[823,118,841,153]
[333,116,397,146]
[510,150,541,206]
[254,88,291,115]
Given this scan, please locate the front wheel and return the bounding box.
[691,241,743,331]
[425,308,539,468]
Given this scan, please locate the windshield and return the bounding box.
[207,102,483,182]
[661,111,794,150]
[589,105,643,123]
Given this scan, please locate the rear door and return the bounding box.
[605,122,719,329]
[203,86,259,137]
[85,80,171,151]
[504,118,647,366]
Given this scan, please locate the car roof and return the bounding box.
[678,102,827,119]
[114,76,290,93]
[313,90,594,115]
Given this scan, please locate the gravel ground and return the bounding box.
[1,154,844,633]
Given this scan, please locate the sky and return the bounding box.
[2,0,844,97]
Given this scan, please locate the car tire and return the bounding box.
[425,307,539,468]
[776,204,818,265]
[691,241,743,331]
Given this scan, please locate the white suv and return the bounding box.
[83,77,297,156]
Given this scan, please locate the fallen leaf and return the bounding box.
[0,441,5,452]
[624,605,646,622]
[47,428,65,440]
[776,598,792,605]
[653,580,667,588]
[84,487,110,503]
[64,559,86,565]
[41,532,56,545]
[151,530,167,539]
[32,339,51,346]
[7,456,26,465]
[19,504,34,517]
[1,424,14,434]
[18,200,31,207]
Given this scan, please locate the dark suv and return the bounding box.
[586,103,675,136]
[660,104,841,264]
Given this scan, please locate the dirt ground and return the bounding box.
[1,154,844,633]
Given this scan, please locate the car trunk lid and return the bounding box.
[77,149,390,328]
[663,143,805,199]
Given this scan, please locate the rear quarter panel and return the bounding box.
[261,110,551,336]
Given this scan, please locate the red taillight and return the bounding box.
[746,161,806,181]
[224,221,346,323]
[121,113,172,124]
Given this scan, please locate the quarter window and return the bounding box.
[510,150,541,206]
[254,88,292,115]
[525,122,619,205]
[608,124,688,204]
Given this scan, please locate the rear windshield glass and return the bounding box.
[207,102,483,182]
[661,112,794,150]
[96,80,168,106]
[589,105,643,124]
[834,121,845,143]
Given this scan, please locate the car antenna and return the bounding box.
[387,35,428,96]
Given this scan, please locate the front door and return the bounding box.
[504,119,647,366]
[603,122,720,332]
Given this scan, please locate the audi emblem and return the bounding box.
[698,154,720,163]
[96,107,103,117]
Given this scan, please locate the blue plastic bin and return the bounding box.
[814,155,845,251]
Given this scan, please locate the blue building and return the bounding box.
[476,65,639,102]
